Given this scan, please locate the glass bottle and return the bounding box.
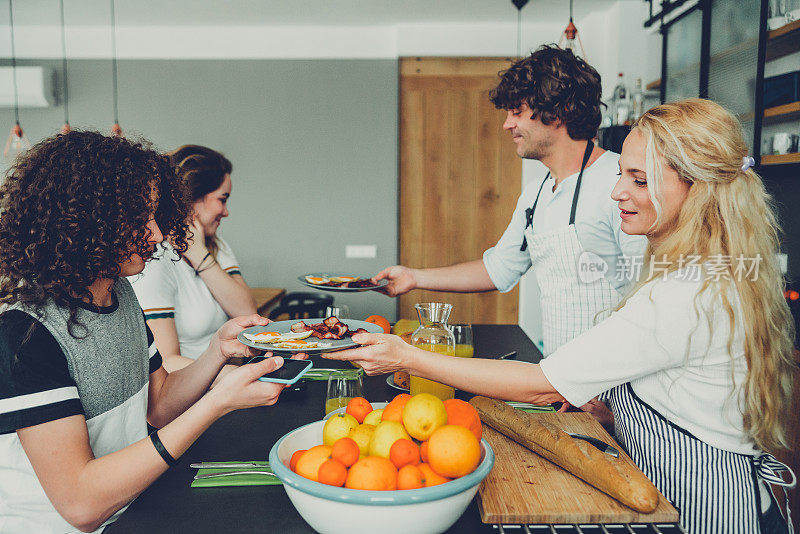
[410,303,456,400]
[611,72,630,126]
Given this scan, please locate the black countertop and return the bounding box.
[105,325,542,534]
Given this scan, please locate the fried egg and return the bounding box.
[329,276,359,283]
[305,275,330,285]
[243,330,313,344]
[272,339,327,349]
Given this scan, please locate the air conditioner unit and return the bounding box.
[0,66,56,108]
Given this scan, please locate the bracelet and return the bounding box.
[195,259,217,275]
[192,252,212,276]
[149,430,178,466]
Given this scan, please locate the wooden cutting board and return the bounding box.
[477,413,679,524]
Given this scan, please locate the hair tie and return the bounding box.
[741,156,755,172]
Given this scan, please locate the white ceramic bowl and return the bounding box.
[269,404,494,534]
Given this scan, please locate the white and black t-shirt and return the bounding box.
[0,278,162,534]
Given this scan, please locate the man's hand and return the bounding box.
[322,333,411,375]
[211,314,271,363]
[372,266,418,297]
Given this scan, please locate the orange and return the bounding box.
[418,463,451,487]
[443,398,483,440]
[365,315,391,334]
[381,393,412,423]
[346,397,373,424]
[317,459,348,487]
[331,437,360,467]
[345,456,398,491]
[427,425,481,478]
[289,449,307,472]
[389,438,421,469]
[397,464,424,490]
[295,445,333,482]
[420,441,429,463]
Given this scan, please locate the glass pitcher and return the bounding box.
[410,303,456,400]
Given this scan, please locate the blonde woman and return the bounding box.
[327,99,796,533]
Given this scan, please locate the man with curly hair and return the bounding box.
[0,130,303,533]
[375,45,645,361]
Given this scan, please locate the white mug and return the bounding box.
[773,132,792,155]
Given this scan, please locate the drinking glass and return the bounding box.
[324,305,350,319]
[450,324,474,358]
[325,369,363,414]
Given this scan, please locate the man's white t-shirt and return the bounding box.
[540,270,755,455]
[483,150,646,293]
[129,237,242,358]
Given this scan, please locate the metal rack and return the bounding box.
[491,524,687,533]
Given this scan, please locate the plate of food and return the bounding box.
[297,273,389,292]
[237,316,383,354]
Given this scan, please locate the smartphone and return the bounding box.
[246,356,313,384]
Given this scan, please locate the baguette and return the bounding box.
[470,396,659,513]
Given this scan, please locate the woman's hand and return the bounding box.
[580,397,615,430]
[322,333,412,375]
[208,354,306,414]
[182,217,210,268]
[209,314,271,364]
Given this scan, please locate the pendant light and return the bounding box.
[3,0,30,160]
[109,0,122,137]
[558,0,587,59]
[59,0,70,134]
[511,0,529,58]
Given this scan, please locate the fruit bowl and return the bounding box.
[268,412,494,534]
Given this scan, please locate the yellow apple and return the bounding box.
[368,420,411,458]
[363,408,384,426]
[402,393,448,441]
[323,413,359,446]
[348,423,376,456]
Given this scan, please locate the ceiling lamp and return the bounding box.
[3,0,30,160]
[109,0,122,136]
[558,0,587,59]
[59,0,70,134]
[511,0,529,58]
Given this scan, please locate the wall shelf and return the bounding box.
[761,152,800,165]
[646,78,661,91]
[766,18,800,61]
[763,101,800,125]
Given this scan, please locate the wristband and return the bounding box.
[196,259,217,275]
[149,430,178,466]
[192,252,212,276]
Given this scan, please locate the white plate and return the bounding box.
[237,318,382,354]
[386,374,409,392]
[298,273,389,293]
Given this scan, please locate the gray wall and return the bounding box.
[0,58,399,320]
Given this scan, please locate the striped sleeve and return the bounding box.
[0,310,84,434]
[143,314,163,374]
[216,237,243,277]
[129,248,178,321]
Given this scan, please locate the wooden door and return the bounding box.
[398,57,522,324]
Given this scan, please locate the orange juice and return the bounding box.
[325,396,352,414]
[410,343,456,400]
[454,343,474,358]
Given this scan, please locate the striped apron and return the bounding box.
[521,140,621,356]
[606,382,796,534]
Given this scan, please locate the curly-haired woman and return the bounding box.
[130,145,257,371]
[329,99,796,533]
[373,45,645,375]
[0,131,301,533]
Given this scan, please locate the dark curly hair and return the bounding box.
[490,45,603,141]
[0,130,191,336]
